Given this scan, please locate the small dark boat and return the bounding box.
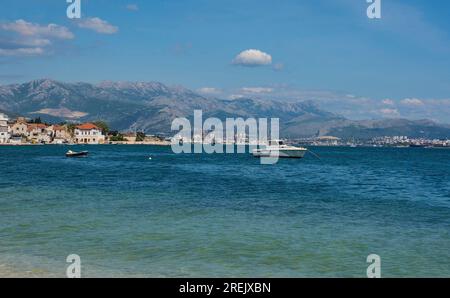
[66,150,89,157]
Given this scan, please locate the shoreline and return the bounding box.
[0,264,53,278]
[0,142,171,147]
[1,143,449,149]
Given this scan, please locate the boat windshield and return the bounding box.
[269,140,284,146]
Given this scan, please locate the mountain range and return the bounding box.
[0,79,449,139]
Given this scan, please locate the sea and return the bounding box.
[0,145,449,277]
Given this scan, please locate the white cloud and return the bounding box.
[0,19,74,56]
[232,49,272,66]
[379,108,400,117]
[126,4,139,11]
[240,87,274,94]
[382,98,395,105]
[192,85,450,123]
[1,19,74,39]
[197,87,221,95]
[401,98,424,106]
[0,47,44,56]
[77,17,118,34]
[19,38,51,47]
[428,99,450,106]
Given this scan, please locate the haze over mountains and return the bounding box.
[0,79,449,139]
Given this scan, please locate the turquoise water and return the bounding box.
[0,145,449,277]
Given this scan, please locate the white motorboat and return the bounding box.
[66,150,89,157]
[252,140,307,159]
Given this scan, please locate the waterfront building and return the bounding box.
[315,136,340,146]
[0,113,10,143]
[27,123,51,143]
[10,117,28,137]
[74,123,105,144]
[48,125,70,144]
[8,135,23,145]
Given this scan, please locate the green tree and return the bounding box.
[109,134,125,142]
[28,117,42,124]
[136,132,146,142]
[94,121,110,134]
[66,123,77,137]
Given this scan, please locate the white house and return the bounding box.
[74,123,105,144]
[10,117,28,137]
[0,113,10,144]
[27,123,51,143]
[47,125,70,144]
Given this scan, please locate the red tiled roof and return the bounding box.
[52,125,65,131]
[76,123,99,130]
[27,123,48,131]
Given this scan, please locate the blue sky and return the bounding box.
[1,0,450,122]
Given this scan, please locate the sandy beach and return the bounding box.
[0,264,45,278]
[0,259,61,278]
[0,266,63,278]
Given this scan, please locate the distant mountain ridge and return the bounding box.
[0,79,449,139]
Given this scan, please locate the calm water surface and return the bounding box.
[0,145,449,277]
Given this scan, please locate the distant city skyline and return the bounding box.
[1,0,450,122]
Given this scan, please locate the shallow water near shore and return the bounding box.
[0,145,449,277]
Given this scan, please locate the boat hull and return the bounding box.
[252,149,307,158]
[66,151,89,158]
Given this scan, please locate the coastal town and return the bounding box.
[1,112,449,148]
[294,135,450,148]
[0,113,169,145]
